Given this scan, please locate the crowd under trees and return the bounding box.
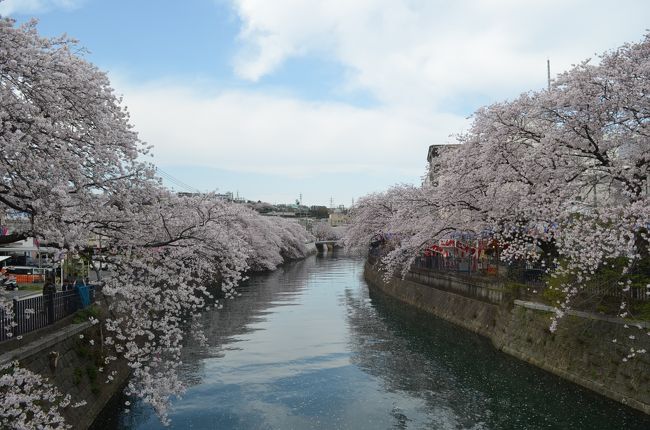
[0,18,314,427]
[347,34,650,331]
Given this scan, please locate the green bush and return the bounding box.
[72,305,100,324]
[541,286,566,306]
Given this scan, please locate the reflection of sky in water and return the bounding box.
[92,255,650,430]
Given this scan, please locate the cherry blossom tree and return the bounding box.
[0,17,156,248]
[312,221,339,241]
[348,33,650,333]
[0,360,80,429]
[0,16,315,426]
[92,192,314,420]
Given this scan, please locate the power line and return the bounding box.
[157,170,192,192]
[155,167,200,194]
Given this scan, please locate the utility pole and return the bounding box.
[330,197,333,209]
[299,193,303,205]
[547,58,551,91]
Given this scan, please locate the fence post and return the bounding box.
[12,298,19,338]
[46,289,55,325]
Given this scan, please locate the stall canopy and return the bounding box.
[0,246,57,253]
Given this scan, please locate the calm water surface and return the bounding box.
[93,254,650,429]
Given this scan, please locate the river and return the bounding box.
[91,253,650,429]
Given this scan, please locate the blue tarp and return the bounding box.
[75,284,91,308]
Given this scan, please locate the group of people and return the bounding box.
[42,274,88,294]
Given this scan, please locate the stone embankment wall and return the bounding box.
[364,262,650,415]
[364,264,500,337]
[0,309,130,428]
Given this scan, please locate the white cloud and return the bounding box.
[112,0,650,187]
[230,0,650,107]
[112,78,468,178]
[3,0,646,203]
[0,0,83,15]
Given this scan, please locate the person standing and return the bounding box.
[42,272,56,324]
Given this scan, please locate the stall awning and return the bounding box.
[0,246,57,253]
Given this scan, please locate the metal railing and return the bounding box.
[412,255,649,302]
[0,286,95,343]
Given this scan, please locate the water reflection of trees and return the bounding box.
[343,287,492,429]
[94,256,650,430]
[344,286,650,430]
[92,257,318,429]
[179,257,317,382]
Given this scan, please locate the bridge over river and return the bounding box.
[314,240,340,252]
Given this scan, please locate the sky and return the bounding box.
[2,0,650,206]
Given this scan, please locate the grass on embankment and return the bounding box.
[17,283,44,291]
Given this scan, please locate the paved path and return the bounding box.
[0,288,41,301]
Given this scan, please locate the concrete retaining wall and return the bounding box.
[364,262,650,415]
[0,316,130,429]
[364,262,500,337]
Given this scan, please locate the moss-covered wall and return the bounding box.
[0,317,130,429]
[493,301,650,414]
